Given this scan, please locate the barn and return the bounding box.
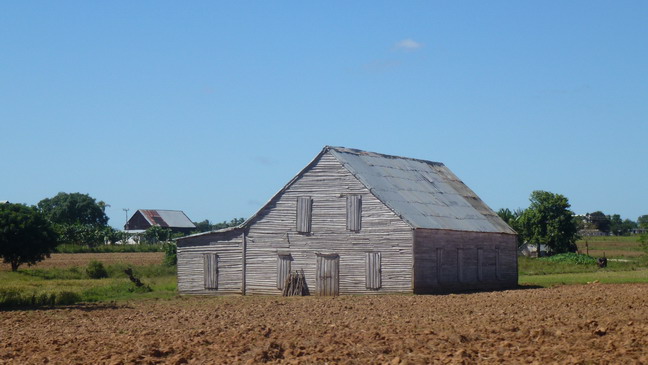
[125,209,196,234]
[176,146,518,296]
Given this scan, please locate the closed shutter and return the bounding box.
[365,252,382,290]
[296,197,312,233]
[203,253,218,290]
[277,254,292,290]
[346,195,362,232]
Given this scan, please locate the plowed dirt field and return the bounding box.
[2,284,647,364]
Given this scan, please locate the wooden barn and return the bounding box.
[125,209,196,234]
[176,146,518,296]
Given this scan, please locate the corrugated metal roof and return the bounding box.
[139,209,196,228]
[329,147,515,234]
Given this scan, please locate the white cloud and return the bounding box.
[394,39,422,51]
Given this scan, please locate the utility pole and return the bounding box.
[123,208,130,229]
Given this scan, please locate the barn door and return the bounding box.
[203,253,218,290]
[316,254,339,296]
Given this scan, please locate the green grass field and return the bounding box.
[0,263,177,308]
[521,235,648,287]
[520,268,648,287]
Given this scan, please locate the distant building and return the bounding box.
[579,229,609,237]
[518,243,549,257]
[125,209,196,234]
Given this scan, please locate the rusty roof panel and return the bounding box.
[139,209,196,229]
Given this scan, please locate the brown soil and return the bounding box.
[2,284,648,364]
[0,252,164,271]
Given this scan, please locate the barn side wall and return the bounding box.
[177,230,244,295]
[125,211,151,230]
[245,151,414,295]
[413,229,518,294]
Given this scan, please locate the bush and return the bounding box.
[86,260,108,279]
[640,233,648,253]
[0,288,82,308]
[55,291,82,305]
[163,242,177,266]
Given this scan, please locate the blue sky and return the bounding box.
[1,1,646,229]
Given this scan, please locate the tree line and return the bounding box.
[3,190,646,271]
[498,190,648,256]
[0,192,244,271]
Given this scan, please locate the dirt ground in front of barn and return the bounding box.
[1,284,648,364]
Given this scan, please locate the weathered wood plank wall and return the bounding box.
[244,152,414,295]
[177,230,244,295]
[412,229,518,293]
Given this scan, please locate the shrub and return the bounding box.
[640,233,648,253]
[163,242,177,266]
[86,260,108,279]
[0,289,82,308]
[56,291,82,305]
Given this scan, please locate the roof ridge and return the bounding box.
[326,146,444,166]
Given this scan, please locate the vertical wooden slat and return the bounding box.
[332,256,339,295]
[436,248,443,284]
[296,197,312,233]
[204,253,218,290]
[365,252,381,289]
[457,248,463,283]
[495,247,501,280]
[276,255,292,290]
[346,195,362,231]
[477,248,484,282]
[316,255,323,295]
[242,233,247,295]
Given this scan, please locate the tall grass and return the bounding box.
[0,263,177,308]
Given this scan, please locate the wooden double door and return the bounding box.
[316,254,339,296]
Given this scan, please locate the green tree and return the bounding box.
[142,225,173,244]
[517,191,579,256]
[191,218,245,234]
[193,219,213,233]
[38,192,109,227]
[588,211,610,233]
[638,215,648,229]
[212,217,245,230]
[0,203,59,271]
[496,208,523,245]
[608,214,637,236]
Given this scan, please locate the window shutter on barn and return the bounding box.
[203,253,218,290]
[296,197,312,233]
[346,195,362,232]
[365,252,382,290]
